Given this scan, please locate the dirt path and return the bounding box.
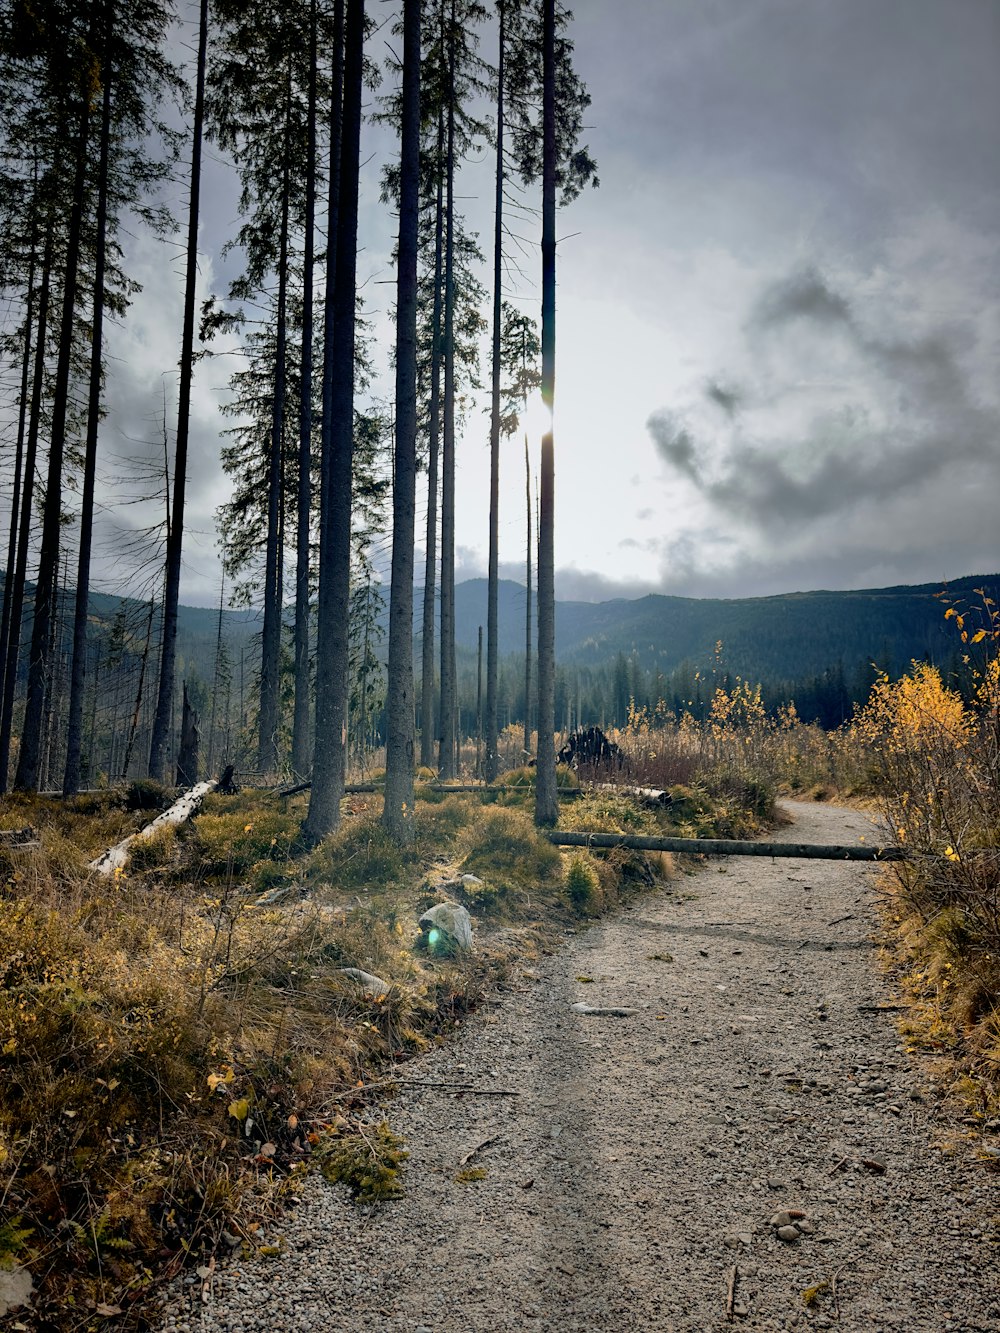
[162,801,998,1333]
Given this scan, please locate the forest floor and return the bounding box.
[158,801,999,1333]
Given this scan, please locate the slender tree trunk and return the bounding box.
[65,49,113,795]
[291,0,319,778]
[207,567,225,774]
[121,595,156,780]
[305,0,364,840]
[15,88,93,791]
[438,0,458,779]
[258,78,292,775]
[382,0,421,840]
[0,242,36,729]
[317,0,344,725]
[476,622,483,777]
[148,0,208,781]
[485,0,505,782]
[0,236,50,792]
[40,567,63,791]
[419,112,446,770]
[523,435,531,758]
[534,0,558,826]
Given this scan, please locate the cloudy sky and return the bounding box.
[94,0,1000,605]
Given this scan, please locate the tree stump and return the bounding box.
[176,682,200,787]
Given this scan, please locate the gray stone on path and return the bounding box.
[337,968,391,997]
[419,901,474,954]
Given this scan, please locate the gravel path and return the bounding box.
[161,801,999,1332]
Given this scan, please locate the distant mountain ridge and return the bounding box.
[3,571,995,689]
[452,573,999,682]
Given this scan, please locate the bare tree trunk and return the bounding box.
[206,569,225,774]
[438,0,458,780]
[148,0,208,781]
[291,0,319,778]
[65,46,113,795]
[534,0,558,826]
[382,0,421,840]
[176,680,200,785]
[15,85,93,791]
[305,0,364,840]
[484,0,506,783]
[419,114,445,770]
[1,233,52,791]
[0,238,36,736]
[121,595,156,780]
[523,435,531,759]
[258,71,293,775]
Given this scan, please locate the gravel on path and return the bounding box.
[160,800,999,1333]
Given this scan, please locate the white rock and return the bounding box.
[419,901,474,954]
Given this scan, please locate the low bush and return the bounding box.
[564,854,602,915]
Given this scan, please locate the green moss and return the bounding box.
[317,1122,407,1202]
[454,1166,487,1183]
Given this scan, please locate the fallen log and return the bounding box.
[276,780,584,798]
[429,782,582,797]
[0,825,38,847]
[589,782,672,807]
[546,830,908,861]
[89,779,217,875]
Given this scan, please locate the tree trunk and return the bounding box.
[0,238,36,746]
[485,0,505,783]
[438,0,458,780]
[382,0,421,841]
[121,595,156,779]
[64,46,113,795]
[15,88,93,792]
[534,0,558,826]
[305,0,364,841]
[523,435,531,759]
[314,0,344,767]
[206,569,225,774]
[546,830,907,861]
[291,0,319,778]
[90,779,218,876]
[148,0,208,781]
[257,82,292,776]
[176,680,200,786]
[419,111,446,770]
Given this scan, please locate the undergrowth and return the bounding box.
[859,591,1000,1120]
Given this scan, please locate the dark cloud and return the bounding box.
[649,266,1000,531]
[750,267,853,331]
[704,378,743,417]
[645,409,701,483]
[654,537,1000,602]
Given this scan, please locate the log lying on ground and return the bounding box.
[546,830,909,861]
[0,826,39,847]
[274,780,583,798]
[427,782,582,796]
[590,782,672,807]
[89,779,218,875]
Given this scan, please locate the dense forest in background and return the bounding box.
[0,567,993,786]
